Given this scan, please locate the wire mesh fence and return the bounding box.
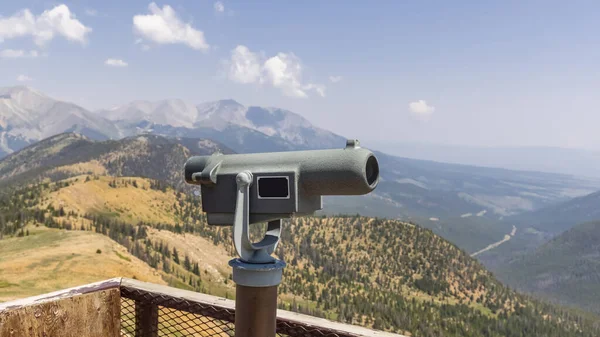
[120,285,358,337]
[120,287,235,337]
[0,277,399,337]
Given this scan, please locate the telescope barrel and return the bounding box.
[293,147,378,195]
[184,146,379,196]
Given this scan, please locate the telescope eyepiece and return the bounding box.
[366,155,379,187]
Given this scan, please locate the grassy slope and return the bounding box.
[146,227,236,298]
[44,176,178,225]
[45,175,236,296]
[0,225,165,302]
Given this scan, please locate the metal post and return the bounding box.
[134,300,158,337]
[226,172,287,336]
[235,285,278,337]
[230,258,286,337]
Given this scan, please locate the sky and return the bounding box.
[1,0,600,150]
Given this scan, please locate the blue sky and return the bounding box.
[1,1,600,150]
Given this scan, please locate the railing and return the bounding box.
[0,278,405,337]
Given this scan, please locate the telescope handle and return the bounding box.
[233,171,281,263]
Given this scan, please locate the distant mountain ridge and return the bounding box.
[0,86,345,156]
[509,189,600,235]
[0,86,119,156]
[499,221,600,314]
[0,132,234,191]
[98,97,345,151]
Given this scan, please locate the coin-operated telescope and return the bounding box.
[184,139,379,337]
[184,139,379,262]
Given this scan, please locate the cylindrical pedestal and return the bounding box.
[229,258,286,337]
[234,285,278,337]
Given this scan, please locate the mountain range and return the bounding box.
[0,86,119,156]
[0,86,343,156]
[2,85,600,254]
[99,98,343,151]
[509,189,600,235]
[476,186,600,268]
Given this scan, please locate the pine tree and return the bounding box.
[184,255,192,271]
[173,247,180,264]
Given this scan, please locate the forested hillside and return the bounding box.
[499,221,600,314]
[0,133,232,190]
[1,175,599,337]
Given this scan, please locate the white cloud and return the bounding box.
[302,83,326,97]
[133,3,209,51]
[214,1,225,13]
[85,9,97,17]
[16,74,32,82]
[329,75,342,83]
[105,58,128,67]
[0,49,39,58]
[408,100,435,121]
[263,53,309,98]
[226,45,325,98]
[0,4,91,47]
[228,45,262,83]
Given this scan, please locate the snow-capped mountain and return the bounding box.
[0,86,345,156]
[195,99,253,130]
[100,98,345,151]
[0,86,120,156]
[102,99,198,128]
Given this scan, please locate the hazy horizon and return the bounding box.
[371,140,600,178]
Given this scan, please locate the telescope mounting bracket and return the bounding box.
[233,171,282,264]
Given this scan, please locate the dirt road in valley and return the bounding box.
[471,225,517,257]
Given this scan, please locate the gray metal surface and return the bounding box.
[229,258,286,287]
[231,171,283,263]
[201,171,298,215]
[185,140,378,195]
[184,139,379,226]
